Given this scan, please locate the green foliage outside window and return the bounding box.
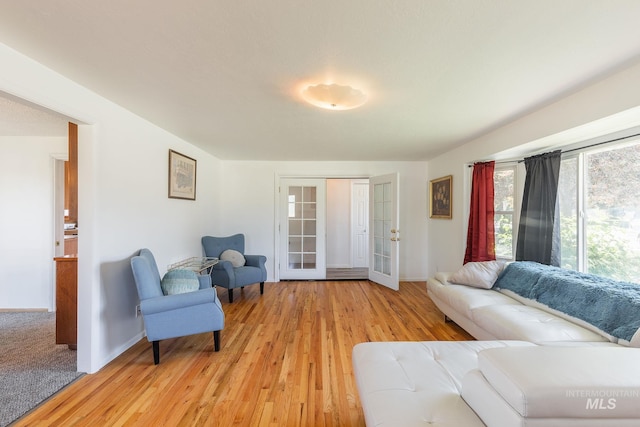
[558,142,640,283]
[494,168,515,259]
[560,214,640,282]
[495,214,513,259]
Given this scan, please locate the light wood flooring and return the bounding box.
[16,280,473,426]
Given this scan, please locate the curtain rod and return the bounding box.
[561,131,640,155]
[468,131,640,167]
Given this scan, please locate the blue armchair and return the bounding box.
[201,234,267,303]
[130,248,224,364]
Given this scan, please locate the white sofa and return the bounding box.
[353,261,640,426]
[353,340,535,427]
[427,262,640,346]
[428,271,613,344]
[353,340,640,426]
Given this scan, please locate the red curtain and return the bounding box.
[464,161,496,264]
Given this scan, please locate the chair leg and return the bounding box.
[260,282,264,295]
[228,288,234,303]
[214,330,221,352]
[152,341,160,365]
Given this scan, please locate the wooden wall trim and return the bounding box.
[66,122,78,225]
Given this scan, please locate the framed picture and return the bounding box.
[168,149,197,200]
[429,175,452,219]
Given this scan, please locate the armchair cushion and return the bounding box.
[233,265,265,285]
[220,249,246,267]
[161,269,200,295]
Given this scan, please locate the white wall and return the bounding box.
[0,43,223,373]
[426,58,640,277]
[326,179,351,268]
[217,161,429,281]
[0,136,67,309]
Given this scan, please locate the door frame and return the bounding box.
[273,173,369,282]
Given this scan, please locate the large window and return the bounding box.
[494,166,516,260]
[558,140,640,282]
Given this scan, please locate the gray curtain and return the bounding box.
[516,150,561,266]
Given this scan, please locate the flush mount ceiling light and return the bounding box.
[301,83,367,110]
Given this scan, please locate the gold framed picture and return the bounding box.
[168,149,197,200]
[429,175,452,219]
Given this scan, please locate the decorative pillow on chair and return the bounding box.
[161,269,199,295]
[449,261,506,289]
[220,249,246,267]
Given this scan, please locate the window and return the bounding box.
[558,140,640,282]
[494,166,516,260]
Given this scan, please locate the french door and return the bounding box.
[368,173,400,290]
[279,178,326,280]
[351,180,369,268]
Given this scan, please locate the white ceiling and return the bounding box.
[1,1,640,160]
[0,93,70,137]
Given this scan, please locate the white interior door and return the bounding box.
[368,173,399,290]
[352,180,369,268]
[279,178,326,280]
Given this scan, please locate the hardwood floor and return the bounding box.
[16,280,472,426]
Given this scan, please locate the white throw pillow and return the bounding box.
[448,261,505,289]
[220,249,246,268]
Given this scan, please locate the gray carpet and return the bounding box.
[0,312,83,426]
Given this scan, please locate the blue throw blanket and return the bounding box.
[493,262,640,342]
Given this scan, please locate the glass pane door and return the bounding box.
[373,182,392,276]
[288,185,317,270]
[369,173,399,290]
[280,178,326,280]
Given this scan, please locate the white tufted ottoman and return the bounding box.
[352,340,535,426]
[461,346,640,426]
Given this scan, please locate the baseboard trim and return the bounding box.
[95,331,145,374]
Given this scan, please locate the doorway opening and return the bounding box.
[277,173,399,289]
[326,178,369,280]
[278,177,370,281]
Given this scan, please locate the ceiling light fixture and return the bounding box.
[301,83,367,110]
